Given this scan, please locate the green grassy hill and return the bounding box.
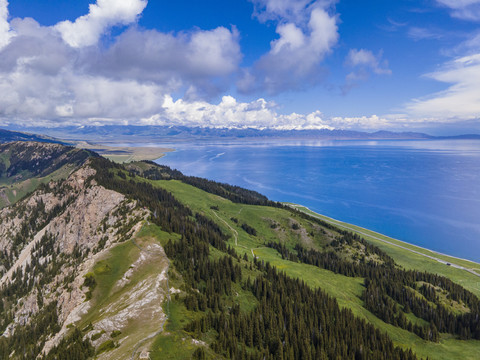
[65,159,476,360]
[138,176,480,360]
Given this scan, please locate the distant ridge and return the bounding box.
[5,125,480,143]
[437,134,480,140]
[9,125,435,142]
[0,128,65,144]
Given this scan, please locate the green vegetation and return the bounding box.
[89,158,416,358]
[0,142,93,208]
[78,240,139,328]
[120,161,480,360]
[290,205,480,297]
[150,300,213,360]
[96,339,116,354]
[1,146,480,360]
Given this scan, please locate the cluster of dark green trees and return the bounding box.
[267,233,480,341]
[241,223,257,236]
[364,270,480,340]
[185,261,417,360]
[0,142,92,180]
[43,328,95,360]
[0,302,60,359]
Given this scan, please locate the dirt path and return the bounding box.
[289,204,480,278]
[212,210,238,246]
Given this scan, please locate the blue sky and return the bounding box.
[1,0,480,134]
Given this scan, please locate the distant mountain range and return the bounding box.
[2,126,480,144]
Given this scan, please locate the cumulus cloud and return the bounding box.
[239,5,338,94]
[0,0,13,49]
[0,1,243,126]
[406,54,480,120]
[55,0,147,47]
[329,115,391,130]
[141,95,334,130]
[436,0,480,21]
[140,96,410,131]
[87,26,241,97]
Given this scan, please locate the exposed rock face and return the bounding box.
[0,160,152,355]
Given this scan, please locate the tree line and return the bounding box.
[267,234,480,341]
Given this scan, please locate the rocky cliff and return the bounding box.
[0,142,169,359]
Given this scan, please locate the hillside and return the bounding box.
[0,142,479,359]
[0,142,93,208]
[0,129,63,145]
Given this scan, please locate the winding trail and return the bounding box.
[288,204,480,278]
[212,210,238,246]
[211,210,266,259]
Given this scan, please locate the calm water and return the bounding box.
[154,139,480,262]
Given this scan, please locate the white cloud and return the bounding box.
[55,0,147,47]
[342,49,391,93]
[329,115,391,130]
[86,26,241,98]
[0,4,242,126]
[251,0,337,23]
[141,95,334,130]
[239,6,338,93]
[406,54,480,119]
[0,62,168,125]
[345,49,391,75]
[407,27,443,41]
[0,0,13,49]
[436,0,480,21]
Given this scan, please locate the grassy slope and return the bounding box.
[150,179,480,360]
[292,205,480,298]
[77,225,173,359]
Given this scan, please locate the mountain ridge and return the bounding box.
[5,125,480,143]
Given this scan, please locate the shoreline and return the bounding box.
[75,141,174,163]
[286,203,480,275]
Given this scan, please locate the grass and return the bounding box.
[149,179,480,360]
[290,205,480,298]
[79,240,139,328]
[150,296,216,359]
[70,223,177,359]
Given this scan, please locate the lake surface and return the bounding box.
[154,139,480,262]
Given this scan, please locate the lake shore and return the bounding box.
[75,141,174,163]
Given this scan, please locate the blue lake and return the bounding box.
[154,139,480,262]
